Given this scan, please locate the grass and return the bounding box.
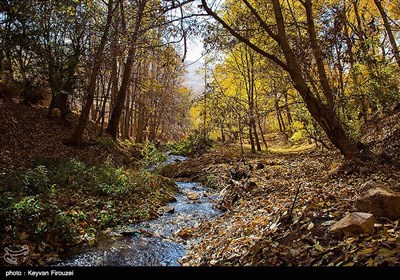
[267,143,317,154]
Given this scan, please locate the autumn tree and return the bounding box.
[200,0,400,158]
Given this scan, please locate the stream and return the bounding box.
[57,154,222,266]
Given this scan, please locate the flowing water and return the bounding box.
[57,154,221,266]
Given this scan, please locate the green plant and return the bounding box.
[54,211,78,243]
[23,166,50,194]
[35,220,48,234]
[69,209,87,223]
[50,184,57,197]
[13,196,43,216]
[98,137,115,148]
[99,210,114,227]
[204,174,218,189]
[139,142,167,166]
[167,133,214,156]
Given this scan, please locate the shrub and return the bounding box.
[54,211,78,243]
[23,166,50,194]
[167,133,214,156]
[98,137,115,148]
[12,195,44,221]
[140,142,167,165]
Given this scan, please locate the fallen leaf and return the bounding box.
[20,232,29,241]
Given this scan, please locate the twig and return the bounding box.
[287,183,301,223]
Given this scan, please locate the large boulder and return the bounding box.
[356,187,400,220]
[329,212,375,236]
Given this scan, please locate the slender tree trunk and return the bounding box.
[283,90,293,135]
[252,119,261,151]
[98,79,111,136]
[374,0,400,68]
[304,0,334,109]
[67,0,115,146]
[106,0,146,139]
[248,123,256,153]
[275,99,283,133]
[257,116,268,149]
[220,122,226,142]
[136,99,145,143]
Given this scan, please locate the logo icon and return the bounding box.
[4,245,29,265]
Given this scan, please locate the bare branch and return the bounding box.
[200,0,289,72]
[242,0,281,43]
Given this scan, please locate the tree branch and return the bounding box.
[242,0,281,43]
[200,0,289,72]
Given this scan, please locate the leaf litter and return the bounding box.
[165,142,400,266]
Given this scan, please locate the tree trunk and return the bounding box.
[49,92,69,119]
[136,98,145,143]
[374,0,400,68]
[304,0,334,109]
[252,119,261,151]
[248,124,256,153]
[106,0,146,139]
[257,115,268,149]
[221,122,226,143]
[271,0,359,158]
[275,99,284,133]
[67,0,115,146]
[283,90,293,135]
[98,79,111,136]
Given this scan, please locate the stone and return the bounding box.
[356,187,400,220]
[243,181,257,191]
[187,192,200,201]
[255,162,265,169]
[359,180,380,192]
[50,108,61,118]
[329,212,375,236]
[157,205,175,215]
[176,228,192,239]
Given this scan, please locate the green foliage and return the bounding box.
[23,165,50,194]
[121,140,167,167]
[0,191,17,223]
[54,211,78,243]
[98,137,115,148]
[12,195,44,220]
[140,142,167,166]
[99,210,114,228]
[167,133,214,156]
[204,174,219,189]
[290,121,306,143]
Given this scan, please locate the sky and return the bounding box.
[183,39,205,96]
[185,39,204,62]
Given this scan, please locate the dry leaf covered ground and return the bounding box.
[162,113,400,266]
[0,97,132,175]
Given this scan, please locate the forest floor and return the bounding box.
[0,97,135,175]
[161,112,400,266]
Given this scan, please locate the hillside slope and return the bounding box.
[0,97,131,175]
